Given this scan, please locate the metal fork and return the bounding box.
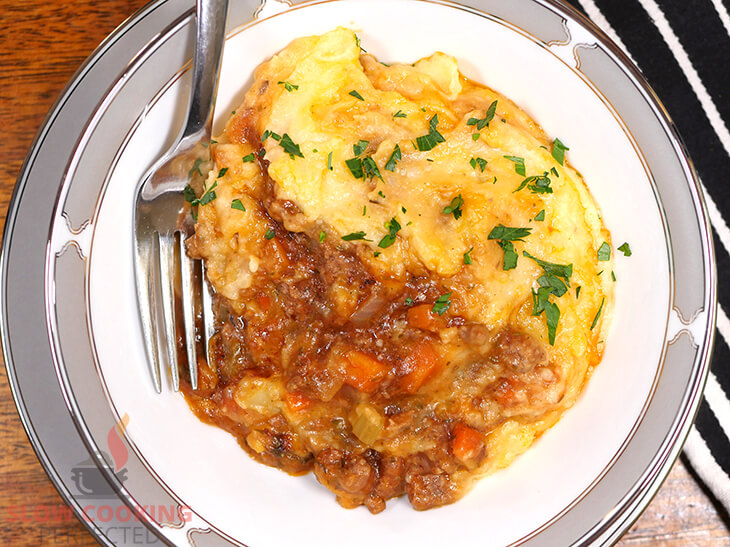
[133,0,228,393]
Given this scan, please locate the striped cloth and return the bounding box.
[561,0,730,514]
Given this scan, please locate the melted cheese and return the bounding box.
[188,28,614,491]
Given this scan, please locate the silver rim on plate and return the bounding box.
[2,0,715,545]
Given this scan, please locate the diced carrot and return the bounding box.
[400,339,444,393]
[451,423,484,462]
[342,350,389,393]
[407,304,441,331]
[285,391,313,413]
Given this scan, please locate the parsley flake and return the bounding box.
[416,115,446,151]
[591,298,605,330]
[217,167,228,178]
[349,90,365,101]
[378,217,402,249]
[188,158,204,179]
[353,140,369,156]
[278,81,299,92]
[319,231,326,243]
[470,157,488,172]
[432,292,452,316]
[597,242,611,261]
[264,229,276,240]
[489,225,531,270]
[504,155,526,176]
[231,199,246,211]
[327,151,333,171]
[472,133,481,141]
[515,173,553,194]
[552,138,569,165]
[393,110,407,119]
[242,153,255,163]
[442,194,464,220]
[198,180,218,206]
[385,144,402,172]
[341,231,370,242]
[535,210,546,221]
[467,100,498,130]
[618,242,632,256]
[405,297,414,306]
[463,247,474,265]
[279,133,304,159]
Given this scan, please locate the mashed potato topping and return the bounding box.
[184,28,613,513]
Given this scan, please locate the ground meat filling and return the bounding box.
[183,122,561,514]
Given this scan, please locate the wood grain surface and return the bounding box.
[0,1,728,545]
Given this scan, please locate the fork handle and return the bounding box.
[180,0,229,145]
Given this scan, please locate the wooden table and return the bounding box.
[1,1,728,545]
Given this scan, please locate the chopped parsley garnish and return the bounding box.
[504,155,526,176]
[210,139,218,145]
[416,115,446,151]
[384,144,402,172]
[524,252,573,345]
[488,225,532,241]
[313,149,318,153]
[405,297,414,306]
[319,231,326,243]
[183,184,196,203]
[534,209,546,221]
[362,206,367,216]
[188,157,204,178]
[618,242,632,256]
[279,134,304,159]
[217,167,228,178]
[278,81,299,92]
[432,292,452,316]
[552,138,569,165]
[467,100,498,130]
[242,153,255,163]
[515,172,553,194]
[463,247,474,265]
[597,242,611,261]
[393,110,407,119]
[611,271,616,281]
[342,231,371,242]
[550,166,559,178]
[378,190,386,198]
[264,229,275,240]
[346,141,381,181]
[231,199,246,211]
[349,90,365,101]
[341,158,361,180]
[470,157,488,172]
[353,140,370,156]
[498,241,519,270]
[378,217,402,249]
[401,206,407,214]
[198,180,218,206]
[591,298,605,330]
[523,251,573,281]
[327,151,333,171]
[488,225,532,270]
[362,156,383,181]
[472,133,481,141]
[261,130,281,143]
[576,286,582,298]
[442,194,464,220]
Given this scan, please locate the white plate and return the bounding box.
[3,0,715,545]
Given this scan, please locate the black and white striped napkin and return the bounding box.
[561,0,730,514]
